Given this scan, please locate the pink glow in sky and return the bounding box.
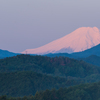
[0,0,100,53]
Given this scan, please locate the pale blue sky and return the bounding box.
[0,0,100,53]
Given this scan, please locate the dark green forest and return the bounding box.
[1,54,100,99]
[0,54,100,78]
[1,82,100,100]
[0,71,83,97]
[80,55,100,67]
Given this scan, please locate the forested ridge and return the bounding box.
[0,71,83,97]
[0,54,100,78]
[1,54,100,99]
[1,82,100,100]
[80,55,100,67]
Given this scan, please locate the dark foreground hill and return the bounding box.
[0,71,83,97]
[1,55,100,97]
[1,71,100,97]
[30,81,100,100]
[2,81,100,100]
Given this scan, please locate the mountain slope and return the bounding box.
[0,54,100,78]
[1,55,100,97]
[22,27,100,54]
[25,81,100,100]
[0,49,19,58]
[0,71,69,97]
[72,44,100,58]
[46,44,100,58]
[45,53,75,58]
[1,71,100,97]
[79,55,100,67]
[3,81,100,100]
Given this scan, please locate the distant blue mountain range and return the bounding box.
[46,44,100,58]
[72,44,100,58]
[79,55,100,67]
[0,49,19,59]
[0,43,100,59]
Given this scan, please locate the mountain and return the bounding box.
[46,43,100,58]
[45,53,75,58]
[18,81,100,100]
[22,27,100,54]
[0,71,67,97]
[0,49,19,58]
[72,44,100,58]
[1,71,100,98]
[79,55,100,67]
[3,81,100,100]
[1,54,100,78]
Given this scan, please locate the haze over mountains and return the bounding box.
[22,27,100,55]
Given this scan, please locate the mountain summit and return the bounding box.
[22,27,100,54]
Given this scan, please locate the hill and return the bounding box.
[0,71,83,97]
[72,44,100,58]
[79,55,100,67]
[30,81,100,100]
[0,54,100,78]
[45,53,75,58]
[1,55,100,97]
[1,71,100,97]
[46,44,100,58]
[0,49,19,58]
[3,81,100,100]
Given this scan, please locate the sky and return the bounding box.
[0,0,100,53]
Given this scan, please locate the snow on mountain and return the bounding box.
[22,27,100,54]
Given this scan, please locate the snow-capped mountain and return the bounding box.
[22,27,100,54]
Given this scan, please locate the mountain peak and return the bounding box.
[22,27,100,54]
[93,27,99,31]
[76,27,99,32]
[72,27,99,35]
